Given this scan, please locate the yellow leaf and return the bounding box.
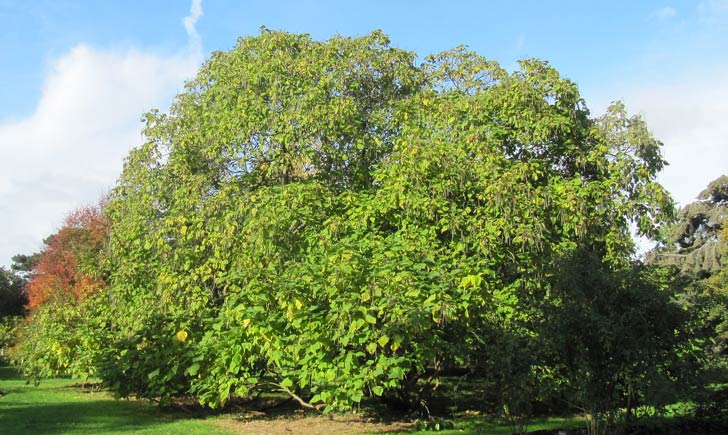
[377,334,390,347]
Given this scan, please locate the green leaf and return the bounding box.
[351,390,364,403]
[185,363,200,376]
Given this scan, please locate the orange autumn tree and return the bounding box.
[26,204,109,311]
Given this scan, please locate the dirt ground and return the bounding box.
[213,412,414,435]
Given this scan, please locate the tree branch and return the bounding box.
[268,382,325,411]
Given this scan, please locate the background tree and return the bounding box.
[0,255,33,357]
[545,252,693,435]
[0,267,27,318]
[25,204,108,310]
[10,253,40,277]
[650,175,727,276]
[648,176,728,355]
[646,176,728,419]
[0,267,28,356]
[12,203,109,380]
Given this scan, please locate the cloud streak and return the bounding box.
[184,0,204,52]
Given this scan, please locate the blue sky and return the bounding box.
[1,0,727,265]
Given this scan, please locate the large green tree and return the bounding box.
[17,30,678,420]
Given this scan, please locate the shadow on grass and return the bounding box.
[0,395,204,435]
[0,364,21,381]
[0,363,227,435]
[3,400,137,434]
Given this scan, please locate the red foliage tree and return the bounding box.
[26,204,109,310]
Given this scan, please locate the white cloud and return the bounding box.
[651,6,677,20]
[622,68,728,208]
[0,1,203,266]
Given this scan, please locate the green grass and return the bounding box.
[0,362,584,435]
[1,362,588,435]
[0,364,231,435]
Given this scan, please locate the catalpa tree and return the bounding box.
[20,30,679,417]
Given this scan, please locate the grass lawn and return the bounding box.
[0,364,231,435]
[1,362,589,435]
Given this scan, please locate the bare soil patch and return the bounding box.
[213,411,413,435]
